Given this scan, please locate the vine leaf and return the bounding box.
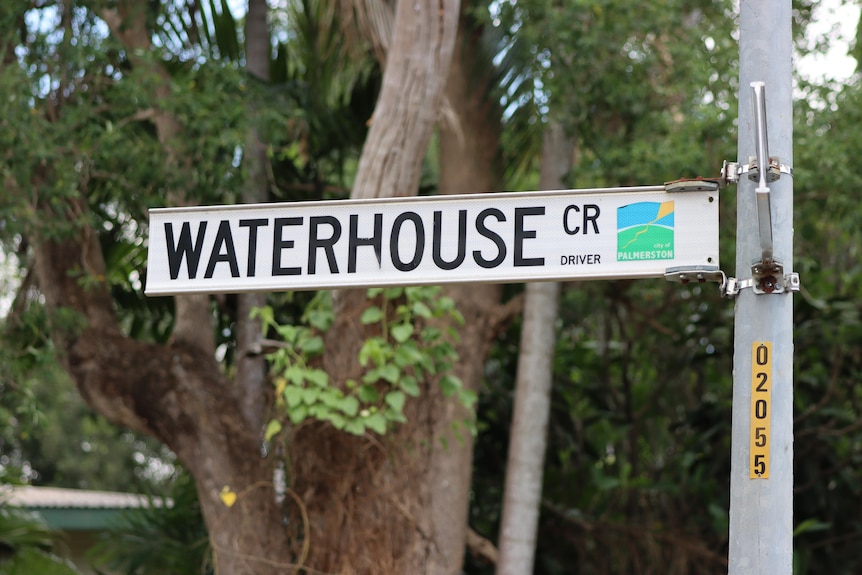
[360,306,384,324]
[385,390,406,412]
[365,412,387,434]
[264,420,283,442]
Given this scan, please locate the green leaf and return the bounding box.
[284,386,304,407]
[300,387,321,405]
[358,384,380,402]
[422,326,442,342]
[285,365,305,386]
[306,369,329,387]
[319,389,342,408]
[338,395,360,417]
[264,420,283,442]
[276,324,299,343]
[364,412,387,434]
[439,375,462,397]
[390,322,413,343]
[386,409,408,424]
[411,301,433,318]
[359,337,387,367]
[793,518,831,536]
[308,404,330,418]
[326,412,346,430]
[380,364,401,384]
[289,404,308,425]
[394,344,424,367]
[399,376,420,397]
[360,306,384,325]
[343,419,366,436]
[383,287,403,300]
[250,305,274,332]
[384,390,406,412]
[459,388,478,410]
[300,335,324,355]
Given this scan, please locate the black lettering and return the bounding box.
[563,204,601,235]
[753,454,765,475]
[756,344,769,366]
[584,204,600,234]
[755,372,768,393]
[473,208,507,268]
[563,205,581,235]
[390,212,425,272]
[205,220,240,279]
[165,221,208,280]
[514,207,544,267]
[272,217,303,276]
[754,427,766,447]
[755,399,768,419]
[308,216,342,274]
[239,218,268,277]
[348,213,383,272]
[432,210,467,270]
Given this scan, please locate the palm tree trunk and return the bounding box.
[496,121,573,575]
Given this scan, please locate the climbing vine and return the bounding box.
[256,286,474,439]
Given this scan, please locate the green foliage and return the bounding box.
[1,301,172,490]
[0,506,81,575]
[784,73,862,574]
[470,279,733,574]
[0,547,81,575]
[486,0,739,188]
[259,286,470,437]
[88,472,211,575]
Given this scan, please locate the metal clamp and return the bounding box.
[718,159,793,187]
[664,266,727,298]
[665,266,800,299]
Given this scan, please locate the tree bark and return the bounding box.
[285,4,512,575]
[434,15,506,573]
[350,0,459,200]
[31,3,292,574]
[235,0,270,431]
[495,121,572,575]
[32,203,291,574]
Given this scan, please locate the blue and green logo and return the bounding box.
[617,201,674,261]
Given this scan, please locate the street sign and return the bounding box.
[145,186,719,295]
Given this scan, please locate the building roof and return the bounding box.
[2,485,160,510]
[2,485,170,531]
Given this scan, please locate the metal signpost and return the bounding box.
[728,0,794,573]
[145,186,719,295]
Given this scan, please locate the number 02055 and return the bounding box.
[750,342,772,478]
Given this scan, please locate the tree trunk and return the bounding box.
[496,121,572,575]
[235,0,270,431]
[435,15,508,572]
[32,3,292,574]
[32,202,291,574]
[350,0,459,200]
[286,1,467,574]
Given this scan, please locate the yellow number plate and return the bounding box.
[750,342,772,478]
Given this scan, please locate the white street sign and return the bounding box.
[144,186,719,295]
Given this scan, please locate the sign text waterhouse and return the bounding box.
[144,186,719,295]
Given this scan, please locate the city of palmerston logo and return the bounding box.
[616,201,675,261]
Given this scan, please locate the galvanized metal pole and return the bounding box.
[729,0,794,573]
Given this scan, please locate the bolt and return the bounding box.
[760,275,777,294]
